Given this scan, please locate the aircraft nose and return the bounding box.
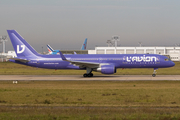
[166,61,175,67]
[171,61,175,67]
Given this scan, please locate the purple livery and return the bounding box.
[7,30,175,77]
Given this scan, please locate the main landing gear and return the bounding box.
[83,73,93,77]
[83,67,93,77]
[152,68,158,77]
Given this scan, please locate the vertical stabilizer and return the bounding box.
[7,30,39,58]
[47,44,54,54]
[81,38,87,50]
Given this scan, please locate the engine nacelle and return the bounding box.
[96,64,116,74]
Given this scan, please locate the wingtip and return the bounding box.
[59,50,67,61]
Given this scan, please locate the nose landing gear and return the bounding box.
[152,68,158,77]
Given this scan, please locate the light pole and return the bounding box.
[0,36,8,53]
[42,46,43,54]
[138,42,142,47]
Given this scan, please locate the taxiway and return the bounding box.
[0,75,180,81]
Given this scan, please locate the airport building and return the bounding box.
[88,46,180,61]
[1,47,180,62]
[0,51,16,62]
[0,34,179,62]
[0,35,16,62]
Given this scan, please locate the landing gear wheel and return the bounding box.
[90,73,93,77]
[152,68,158,77]
[152,74,156,77]
[83,73,93,77]
[89,73,93,77]
[83,74,88,77]
[88,74,92,77]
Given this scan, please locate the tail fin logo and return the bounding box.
[83,44,86,49]
[17,45,25,54]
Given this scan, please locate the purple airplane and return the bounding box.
[7,30,175,77]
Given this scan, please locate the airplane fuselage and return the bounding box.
[10,54,174,70]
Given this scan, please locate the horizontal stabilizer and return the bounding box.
[9,58,29,63]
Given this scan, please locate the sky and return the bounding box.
[0,0,180,52]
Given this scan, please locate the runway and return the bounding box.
[0,75,180,81]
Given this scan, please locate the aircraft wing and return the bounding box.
[69,60,99,68]
[9,58,29,63]
[59,50,99,68]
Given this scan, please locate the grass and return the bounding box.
[1,81,180,106]
[0,81,180,119]
[1,62,180,119]
[0,61,180,75]
[1,106,180,120]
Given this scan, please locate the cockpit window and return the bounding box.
[164,59,168,61]
[164,58,171,61]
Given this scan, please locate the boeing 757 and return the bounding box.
[47,38,87,54]
[7,30,175,77]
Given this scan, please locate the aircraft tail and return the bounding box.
[7,30,40,58]
[47,44,54,53]
[81,38,87,50]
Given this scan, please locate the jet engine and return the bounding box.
[96,64,116,74]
